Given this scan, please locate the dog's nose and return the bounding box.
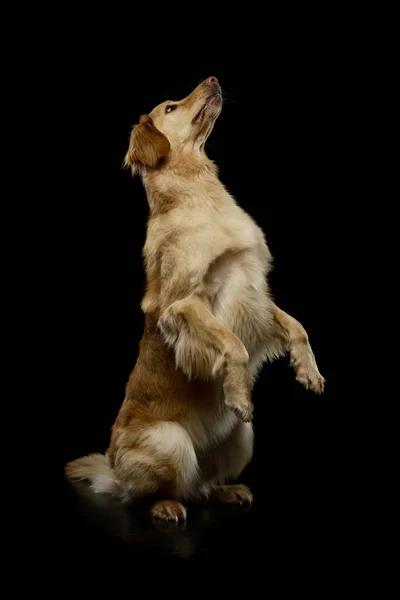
[205,76,219,86]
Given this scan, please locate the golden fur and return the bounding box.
[65,77,325,521]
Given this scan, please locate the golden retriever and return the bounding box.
[65,76,325,521]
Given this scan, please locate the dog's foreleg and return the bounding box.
[272,304,325,394]
[159,295,253,421]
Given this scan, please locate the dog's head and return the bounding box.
[123,77,222,175]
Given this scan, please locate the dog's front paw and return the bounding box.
[225,396,254,422]
[296,366,325,394]
[223,365,253,422]
[158,306,183,346]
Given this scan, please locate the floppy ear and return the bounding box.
[123,115,170,175]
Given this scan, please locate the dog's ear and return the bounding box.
[123,115,170,175]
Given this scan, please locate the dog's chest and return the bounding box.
[206,211,270,296]
[206,209,270,288]
[205,211,274,355]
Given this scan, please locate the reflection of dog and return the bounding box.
[67,479,251,559]
[65,77,324,521]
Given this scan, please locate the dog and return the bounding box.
[65,76,325,521]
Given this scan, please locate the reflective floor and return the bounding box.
[64,479,257,560]
[58,467,341,572]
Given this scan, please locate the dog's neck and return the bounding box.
[142,151,221,216]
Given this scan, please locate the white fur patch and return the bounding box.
[90,474,120,494]
[146,422,199,497]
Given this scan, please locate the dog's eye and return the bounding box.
[165,105,177,114]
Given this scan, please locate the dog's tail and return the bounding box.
[65,453,123,495]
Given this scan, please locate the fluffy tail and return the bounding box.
[65,453,122,495]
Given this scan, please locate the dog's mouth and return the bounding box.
[192,92,222,124]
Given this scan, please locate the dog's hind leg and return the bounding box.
[113,422,199,521]
[199,420,254,504]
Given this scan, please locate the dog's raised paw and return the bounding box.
[223,365,253,421]
[226,400,254,422]
[296,369,325,394]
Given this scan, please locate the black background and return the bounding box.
[34,14,349,578]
